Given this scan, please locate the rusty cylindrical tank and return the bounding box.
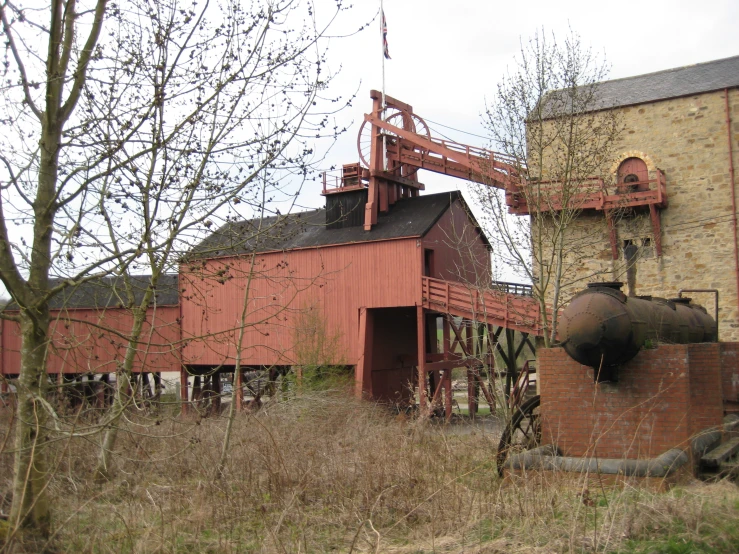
[559,282,717,378]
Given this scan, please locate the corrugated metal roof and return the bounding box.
[39,274,180,310]
[189,190,487,259]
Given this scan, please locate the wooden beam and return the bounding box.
[355,307,373,399]
[369,169,425,190]
[417,306,427,413]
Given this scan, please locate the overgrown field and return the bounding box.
[1,390,738,553]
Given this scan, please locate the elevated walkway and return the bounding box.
[421,276,543,336]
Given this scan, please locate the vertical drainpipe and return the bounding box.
[726,88,739,335]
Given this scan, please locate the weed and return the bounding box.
[0,396,738,553]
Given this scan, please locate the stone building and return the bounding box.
[543,55,739,341]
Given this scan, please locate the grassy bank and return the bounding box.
[1,390,738,553]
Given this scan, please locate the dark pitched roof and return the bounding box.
[541,55,739,118]
[592,55,739,109]
[39,274,179,310]
[189,190,486,259]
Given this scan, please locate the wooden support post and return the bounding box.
[430,373,444,406]
[295,365,303,387]
[94,375,104,408]
[142,372,151,401]
[193,375,202,402]
[235,369,243,412]
[153,372,162,402]
[474,372,497,410]
[364,92,384,230]
[444,370,453,422]
[379,179,389,213]
[504,327,517,399]
[431,369,439,412]
[180,368,189,414]
[211,370,221,416]
[355,307,374,399]
[100,373,112,407]
[465,320,474,359]
[467,367,478,418]
[417,305,427,413]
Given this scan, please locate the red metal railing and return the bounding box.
[421,276,543,336]
[321,162,367,195]
[507,171,668,215]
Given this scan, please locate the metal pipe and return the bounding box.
[678,288,719,341]
[725,88,739,340]
[505,445,690,478]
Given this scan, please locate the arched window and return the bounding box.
[617,157,649,193]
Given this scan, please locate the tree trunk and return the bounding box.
[9,310,52,536]
[94,300,150,481]
[7,83,61,536]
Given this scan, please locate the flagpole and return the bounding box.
[380,0,387,171]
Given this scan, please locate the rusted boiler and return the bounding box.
[560,282,717,379]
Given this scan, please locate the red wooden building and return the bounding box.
[0,276,180,400]
[179,190,499,405]
[0,90,544,416]
[177,91,544,413]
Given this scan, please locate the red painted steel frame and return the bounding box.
[359,91,668,257]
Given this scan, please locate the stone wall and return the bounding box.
[540,88,739,341]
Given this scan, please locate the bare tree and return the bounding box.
[0,0,353,536]
[471,29,623,346]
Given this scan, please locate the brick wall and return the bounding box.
[720,342,739,404]
[539,344,724,459]
[688,343,725,435]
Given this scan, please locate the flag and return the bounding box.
[382,10,391,60]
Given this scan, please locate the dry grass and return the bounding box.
[1,388,738,553]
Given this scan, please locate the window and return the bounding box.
[622,237,654,260]
[423,249,435,277]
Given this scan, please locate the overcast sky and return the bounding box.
[302,0,739,209]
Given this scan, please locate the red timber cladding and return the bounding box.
[0,306,180,375]
[180,238,422,367]
[421,200,491,283]
[539,344,724,459]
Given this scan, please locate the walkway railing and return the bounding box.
[421,277,543,336]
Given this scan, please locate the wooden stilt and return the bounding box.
[467,368,478,418]
[235,369,243,412]
[180,368,189,414]
[193,375,202,402]
[444,370,453,421]
[142,372,152,401]
[356,307,374,399]
[101,373,112,407]
[211,370,221,416]
[153,372,162,402]
[417,305,427,413]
